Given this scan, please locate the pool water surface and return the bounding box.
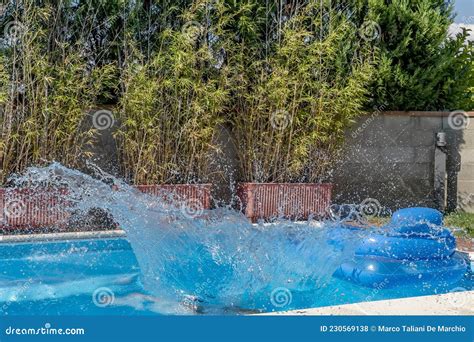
[0,237,472,315]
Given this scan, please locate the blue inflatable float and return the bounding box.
[333,207,468,288]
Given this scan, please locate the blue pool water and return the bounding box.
[0,237,472,315]
[0,163,472,315]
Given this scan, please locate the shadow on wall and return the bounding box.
[79,106,121,178]
[205,124,241,205]
[447,112,474,213]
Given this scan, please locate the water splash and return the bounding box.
[8,163,365,313]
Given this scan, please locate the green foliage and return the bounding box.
[116,23,228,184]
[1,0,472,185]
[0,2,116,183]
[349,0,474,110]
[444,212,474,237]
[223,1,375,182]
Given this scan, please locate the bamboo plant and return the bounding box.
[116,3,228,184]
[0,1,116,184]
[222,0,376,183]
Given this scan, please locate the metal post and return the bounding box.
[434,132,447,212]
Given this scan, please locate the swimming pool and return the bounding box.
[0,164,472,315]
[0,236,472,315]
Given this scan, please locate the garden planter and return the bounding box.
[236,183,332,222]
[0,188,70,230]
[0,184,212,231]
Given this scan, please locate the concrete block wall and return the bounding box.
[88,107,474,213]
[446,114,474,212]
[333,112,474,213]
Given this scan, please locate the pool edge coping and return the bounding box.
[0,229,125,243]
[258,290,474,316]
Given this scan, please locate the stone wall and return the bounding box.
[333,112,474,213]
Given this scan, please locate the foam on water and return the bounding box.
[8,163,366,313]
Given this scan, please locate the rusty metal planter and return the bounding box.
[0,188,70,230]
[0,184,212,231]
[236,183,332,222]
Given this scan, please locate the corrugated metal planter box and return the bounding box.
[0,184,212,230]
[0,188,70,229]
[236,183,332,222]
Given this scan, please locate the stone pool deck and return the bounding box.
[261,291,474,316]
